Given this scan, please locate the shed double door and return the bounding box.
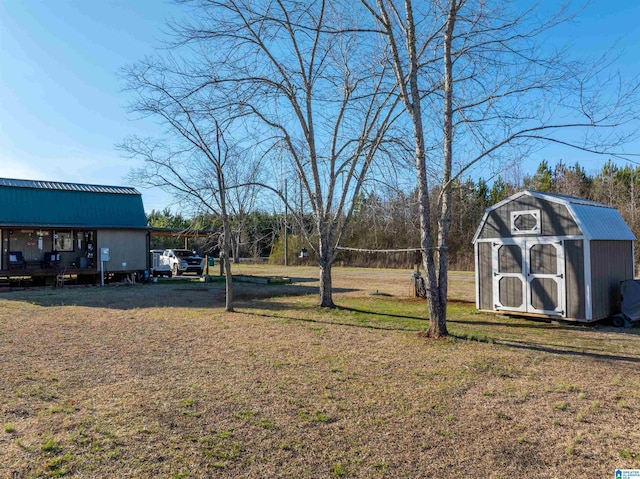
[492,239,565,317]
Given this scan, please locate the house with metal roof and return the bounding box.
[472,190,636,322]
[0,178,149,285]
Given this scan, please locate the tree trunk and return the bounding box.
[318,226,335,308]
[416,142,445,336]
[223,249,234,312]
[426,0,457,338]
[319,260,334,308]
[221,223,234,312]
[218,158,234,312]
[399,0,449,338]
[233,230,241,264]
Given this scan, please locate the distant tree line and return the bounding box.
[147,207,279,261]
[148,159,640,269]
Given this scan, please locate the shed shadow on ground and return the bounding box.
[487,338,640,364]
[447,317,598,334]
[337,304,615,334]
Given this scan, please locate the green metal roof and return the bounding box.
[0,178,148,229]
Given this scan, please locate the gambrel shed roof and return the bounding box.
[472,190,635,242]
[0,178,148,229]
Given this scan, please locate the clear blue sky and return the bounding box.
[0,0,181,211]
[1,1,639,213]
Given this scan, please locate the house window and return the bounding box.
[54,231,74,252]
[510,210,541,235]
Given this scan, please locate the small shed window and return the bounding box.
[510,210,540,235]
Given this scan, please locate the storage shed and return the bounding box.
[472,190,636,322]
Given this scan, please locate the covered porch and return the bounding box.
[1,227,98,279]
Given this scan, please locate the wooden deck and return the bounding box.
[0,266,99,287]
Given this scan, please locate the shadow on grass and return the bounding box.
[3,283,639,365]
[447,298,476,305]
[337,306,428,322]
[338,305,601,335]
[0,281,357,310]
[448,316,640,337]
[447,317,594,334]
[284,276,320,284]
[450,330,640,361]
[247,309,424,332]
[248,305,640,363]
[491,338,640,364]
[234,285,356,302]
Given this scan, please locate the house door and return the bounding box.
[492,240,565,316]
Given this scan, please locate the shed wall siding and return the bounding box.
[590,241,633,320]
[479,196,580,239]
[97,229,148,271]
[478,242,493,309]
[564,240,585,320]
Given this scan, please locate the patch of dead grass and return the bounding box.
[0,266,639,477]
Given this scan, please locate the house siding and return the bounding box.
[97,229,148,271]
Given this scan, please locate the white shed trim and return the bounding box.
[584,239,592,321]
[474,241,480,309]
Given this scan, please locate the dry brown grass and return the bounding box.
[1,265,639,478]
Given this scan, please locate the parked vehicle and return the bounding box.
[150,249,205,277]
[165,249,204,276]
[150,249,172,277]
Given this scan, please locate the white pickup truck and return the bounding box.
[150,249,205,277]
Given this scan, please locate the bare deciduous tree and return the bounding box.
[225,155,262,264]
[165,0,401,307]
[364,0,640,337]
[118,58,241,311]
